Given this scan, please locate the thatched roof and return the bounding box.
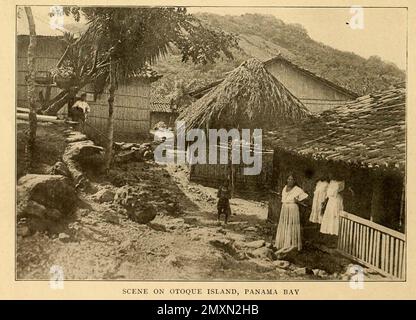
[178,58,311,130]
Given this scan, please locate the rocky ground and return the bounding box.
[16,123,386,281]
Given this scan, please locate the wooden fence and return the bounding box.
[337,211,406,280]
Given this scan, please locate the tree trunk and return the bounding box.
[24,6,37,173]
[43,91,70,115]
[104,60,116,172]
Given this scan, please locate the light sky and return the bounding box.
[17,6,407,70]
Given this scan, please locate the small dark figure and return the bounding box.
[217,180,231,224]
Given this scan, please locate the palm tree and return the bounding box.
[24,6,37,173]
[60,7,238,171]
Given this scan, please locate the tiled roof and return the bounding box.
[150,96,173,113]
[263,87,406,171]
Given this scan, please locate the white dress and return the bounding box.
[320,180,344,235]
[275,185,308,252]
[309,180,329,224]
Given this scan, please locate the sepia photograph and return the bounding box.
[14,3,407,284]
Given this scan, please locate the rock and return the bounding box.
[17,175,77,219]
[94,189,115,203]
[249,258,276,271]
[128,204,157,224]
[46,208,63,221]
[18,200,46,219]
[244,240,265,249]
[121,143,134,150]
[48,161,70,177]
[66,132,87,143]
[164,254,182,267]
[293,267,313,275]
[114,149,143,164]
[250,247,275,260]
[244,226,257,232]
[273,260,290,269]
[209,238,238,257]
[148,222,167,232]
[17,225,31,237]
[102,210,119,224]
[58,232,71,242]
[78,208,90,217]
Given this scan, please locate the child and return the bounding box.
[217,180,231,224]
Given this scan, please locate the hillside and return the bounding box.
[152,13,405,97]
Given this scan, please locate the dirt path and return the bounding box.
[17,157,326,281]
[17,135,385,282]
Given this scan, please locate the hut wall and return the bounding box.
[17,35,65,108]
[265,60,354,113]
[150,111,179,129]
[83,82,152,144]
[190,150,274,199]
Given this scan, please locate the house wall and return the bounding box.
[265,60,354,113]
[17,35,152,143]
[83,82,152,144]
[17,35,65,108]
[189,149,274,200]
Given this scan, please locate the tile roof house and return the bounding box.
[149,95,178,129]
[266,86,406,279]
[264,86,405,170]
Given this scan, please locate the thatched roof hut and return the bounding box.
[178,58,311,131]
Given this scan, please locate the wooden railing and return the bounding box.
[337,211,406,280]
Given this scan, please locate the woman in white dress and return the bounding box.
[320,179,345,235]
[309,177,329,224]
[275,174,308,253]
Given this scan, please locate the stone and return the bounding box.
[48,161,70,177]
[121,143,134,150]
[273,260,290,269]
[58,232,71,242]
[114,149,141,164]
[209,238,238,257]
[17,175,77,219]
[46,208,63,221]
[250,246,275,260]
[66,132,87,143]
[293,267,313,275]
[244,226,258,232]
[128,204,157,224]
[148,222,167,232]
[164,254,182,267]
[18,200,46,219]
[94,189,115,203]
[17,225,31,237]
[244,240,265,249]
[102,210,119,224]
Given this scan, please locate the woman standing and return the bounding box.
[320,179,345,235]
[275,174,308,253]
[309,177,329,224]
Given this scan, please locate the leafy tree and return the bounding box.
[55,7,238,170]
